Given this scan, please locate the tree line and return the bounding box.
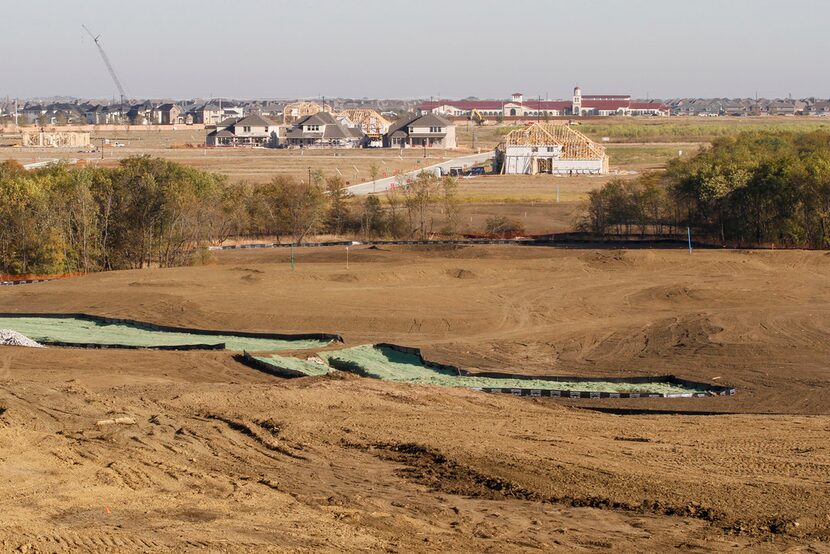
[582,131,830,248]
[0,157,461,275]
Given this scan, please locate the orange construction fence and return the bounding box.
[1,272,88,283]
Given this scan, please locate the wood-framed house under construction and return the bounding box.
[496,123,608,175]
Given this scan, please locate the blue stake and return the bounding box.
[687,226,692,254]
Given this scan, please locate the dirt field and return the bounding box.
[437,174,606,234]
[1,245,828,552]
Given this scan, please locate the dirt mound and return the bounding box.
[240,273,262,284]
[128,280,203,288]
[0,329,43,348]
[581,250,633,269]
[628,285,702,305]
[446,268,476,279]
[558,315,724,364]
[328,273,359,283]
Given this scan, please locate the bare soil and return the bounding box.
[0,245,828,552]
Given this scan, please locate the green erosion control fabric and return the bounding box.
[319,344,709,395]
[0,316,330,351]
[252,355,333,376]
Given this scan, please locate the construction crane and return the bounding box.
[82,24,127,104]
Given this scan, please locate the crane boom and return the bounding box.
[82,25,127,104]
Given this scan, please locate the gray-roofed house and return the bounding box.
[191,103,223,125]
[722,100,749,117]
[283,112,365,148]
[205,114,280,147]
[84,104,108,125]
[806,101,830,116]
[21,105,46,124]
[766,101,798,116]
[128,101,155,124]
[383,113,456,149]
[152,103,182,125]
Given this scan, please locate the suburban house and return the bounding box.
[83,103,130,124]
[128,101,155,124]
[152,103,182,125]
[21,105,46,124]
[722,101,750,116]
[205,114,280,147]
[384,113,456,148]
[189,102,244,125]
[191,103,221,125]
[283,112,364,148]
[767,100,804,115]
[806,101,830,116]
[250,101,285,119]
[83,105,107,124]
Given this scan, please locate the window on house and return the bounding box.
[243,126,251,132]
[429,126,442,133]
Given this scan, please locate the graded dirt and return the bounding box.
[0,245,828,552]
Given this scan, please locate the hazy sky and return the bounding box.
[2,0,828,100]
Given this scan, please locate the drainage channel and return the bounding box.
[243,344,735,398]
[0,313,339,351]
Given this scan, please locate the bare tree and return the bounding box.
[403,171,440,239]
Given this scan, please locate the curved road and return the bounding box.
[346,151,494,195]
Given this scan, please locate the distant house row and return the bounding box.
[8,101,249,126]
[1,99,414,126]
[206,112,456,149]
[667,97,830,117]
[5,93,829,129]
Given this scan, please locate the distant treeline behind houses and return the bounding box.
[582,131,830,248]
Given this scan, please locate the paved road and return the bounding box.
[346,151,494,195]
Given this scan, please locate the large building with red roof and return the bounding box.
[418,87,669,118]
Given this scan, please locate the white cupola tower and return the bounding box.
[511,92,523,104]
[572,85,582,115]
